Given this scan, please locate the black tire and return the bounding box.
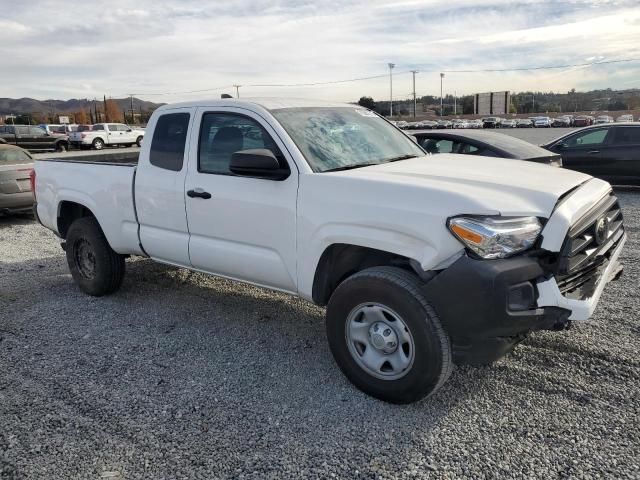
[65,217,125,296]
[136,136,143,147]
[326,266,452,404]
[92,138,104,150]
[56,141,68,152]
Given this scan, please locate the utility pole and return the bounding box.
[233,85,241,98]
[128,94,135,124]
[454,90,457,116]
[440,73,445,117]
[388,63,395,117]
[411,70,418,118]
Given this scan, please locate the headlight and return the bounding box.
[447,216,542,259]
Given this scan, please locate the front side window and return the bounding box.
[29,127,46,136]
[271,107,425,172]
[198,113,285,175]
[566,129,609,147]
[149,112,190,172]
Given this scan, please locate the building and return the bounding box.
[473,91,511,115]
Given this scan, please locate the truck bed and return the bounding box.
[35,157,144,256]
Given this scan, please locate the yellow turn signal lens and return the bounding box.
[450,224,483,245]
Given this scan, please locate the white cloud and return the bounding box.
[0,0,638,102]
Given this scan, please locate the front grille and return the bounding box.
[555,193,624,298]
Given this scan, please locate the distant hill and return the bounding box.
[0,97,163,115]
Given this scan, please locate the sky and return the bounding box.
[1,0,639,103]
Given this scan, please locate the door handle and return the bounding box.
[588,150,600,154]
[187,189,212,199]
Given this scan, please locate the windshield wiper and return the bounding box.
[384,154,417,163]
[323,162,381,172]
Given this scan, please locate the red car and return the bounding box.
[573,115,594,127]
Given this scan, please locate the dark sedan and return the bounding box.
[0,144,34,215]
[411,130,562,166]
[542,123,640,185]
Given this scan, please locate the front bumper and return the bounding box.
[421,239,624,365]
[422,255,572,364]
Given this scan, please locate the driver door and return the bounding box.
[184,107,299,292]
[552,128,611,177]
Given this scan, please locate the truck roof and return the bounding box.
[156,97,351,112]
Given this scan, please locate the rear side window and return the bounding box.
[566,129,609,147]
[149,113,190,171]
[93,125,105,131]
[613,127,640,145]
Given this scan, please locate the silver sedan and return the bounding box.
[0,144,34,215]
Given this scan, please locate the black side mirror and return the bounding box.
[229,149,290,180]
[127,128,132,132]
[554,142,566,150]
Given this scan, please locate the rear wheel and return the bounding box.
[65,217,125,296]
[92,138,104,150]
[136,136,143,147]
[326,266,452,404]
[56,142,68,152]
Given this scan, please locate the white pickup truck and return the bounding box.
[33,98,626,403]
[69,122,144,150]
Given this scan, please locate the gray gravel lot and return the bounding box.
[1,192,639,480]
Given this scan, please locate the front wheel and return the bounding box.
[92,138,104,150]
[136,136,143,147]
[326,266,452,404]
[56,142,68,152]
[65,217,125,296]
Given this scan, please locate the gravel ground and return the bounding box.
[1,192,639,480]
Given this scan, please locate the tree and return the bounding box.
[104,99,123,122]
[75,109,89,124]
[358,96,376,110]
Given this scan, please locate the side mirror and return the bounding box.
[229,149,289,180]
[127,128,132,132]
[555,142,567,150]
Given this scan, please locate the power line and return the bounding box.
[119,57,639,99]
[430,57,640,74]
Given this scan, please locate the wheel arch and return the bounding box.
[311,243,418,306]
[57,200,98,239]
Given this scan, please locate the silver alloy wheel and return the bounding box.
[345,303,415,380]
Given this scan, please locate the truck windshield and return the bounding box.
[271,107,425,172]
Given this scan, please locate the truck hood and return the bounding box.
[332,154,595,217]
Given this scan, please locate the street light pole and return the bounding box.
[233,85,241,98]
[411,70,418,118]
[440,73,445,117]
[388,63,395,117]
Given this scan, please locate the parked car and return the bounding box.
[68,123,145,150]
[38,124,78,135]
[542,123,640,185]
[0,125,69,152]
[467,119,483,129]
[573,115,594,127]
[516,119,533,128]
[616,114,634,123]
[534,117,553,128]
[0,144,34,215]
[412,130,562,166]
[552,116,572,127]
[420,120,438,129]
[452,119,469,129]
[436,120,452,129]
[594,115,614,124]
[33,98,625,404]
[500,119,517,128]
[482,117,500,128]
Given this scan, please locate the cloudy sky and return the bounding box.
[1,0,639,102]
